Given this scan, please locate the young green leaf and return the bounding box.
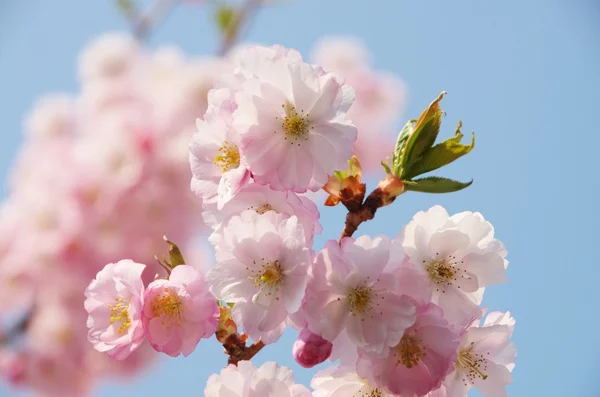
[403,176,472,193]
[400,92,446,175]
[403,121,475,179]
[392,120,415,175]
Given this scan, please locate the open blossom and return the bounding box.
[441,311,516,397]
[399,205,508,326]
[84,260,146,360]
[312,365,394,397]
[142,265,218,357]
[190,88,251,208]
[206,210,312,343]
[357,303,459,397]
[231,45,358,192]
[205,361,311,397]
[292,327,333,368]
[203,182,321,245]
[303,236,417,355]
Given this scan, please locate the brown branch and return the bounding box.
[338,175,403,242]
[221,332,266,366]
[339,188,384,241]
[120,0,180,41]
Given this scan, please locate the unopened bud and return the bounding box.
[292,327,333,368]
[323,156,365,211]
[216,305,238,344]
[378,173,405,199]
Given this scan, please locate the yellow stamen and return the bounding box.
[108,297,131,335]
[247,259,285,300]
[277,104,312,145]
[256,203,275,214]
[456,345,488,382]
[396,334,425,368]
[213,141,240,173]
[347,286,372,315]
[152,288,184,328]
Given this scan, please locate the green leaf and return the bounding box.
[400,92,446,176]
[403,121,475,179]
[392,120,415,175]
[403,176,473,194]
[381,161,392,174]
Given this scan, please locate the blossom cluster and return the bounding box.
[83,44,516,397]
[0,33,226,395]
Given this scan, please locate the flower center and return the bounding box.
[368,390,384,397]
[456,344,488,382]
[277,104,312,145]
[108,297,131,335]
[213,141,240,173]
[152,288,184,328]
[426,259,458,287]
[347,286,372,315]
[396,334,426,369]
[255,203,275,214]
[248,259,285,300]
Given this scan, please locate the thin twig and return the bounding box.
[217,0,262,56]
[122,0,181,41]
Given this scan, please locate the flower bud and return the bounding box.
[323,155,365,211]
[292,327,333,368]
[377,172,405,202]
[215,305,238,344]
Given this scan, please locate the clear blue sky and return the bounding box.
[1,0,599,396]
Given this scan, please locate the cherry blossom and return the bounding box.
[84,260,146,360]
[441,311,516,397]
[206,211,312,343]
[203,182,321,246]
[357,303,459,397]
[312,365,394,397]
[142,265,219,357]
[303,236,417,354]
[205,361,311,397]
[398,205,508,326]
[189,87,251,208]
[231,45,358,192]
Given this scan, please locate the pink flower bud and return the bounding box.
[292,328,333,368]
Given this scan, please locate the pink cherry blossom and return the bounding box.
[190,87,251,208]
[292,327,333,368]
[312,365,395,397]
[77,32,141,82]
[357,303,459,397]
[24,94,76,141]
[1,32,212,392]
[142,265,218,357]
[203,182,321,245]
[398,205,508,326]
[84,260,146,360]
[206,210,312,343]
[441,311,516,397]
[205,361,311,397]
[231,45,358,192]
[303,236,417,355]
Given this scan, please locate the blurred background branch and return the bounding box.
[117,0,181,40]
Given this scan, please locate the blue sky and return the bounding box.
[1,0,599,396]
